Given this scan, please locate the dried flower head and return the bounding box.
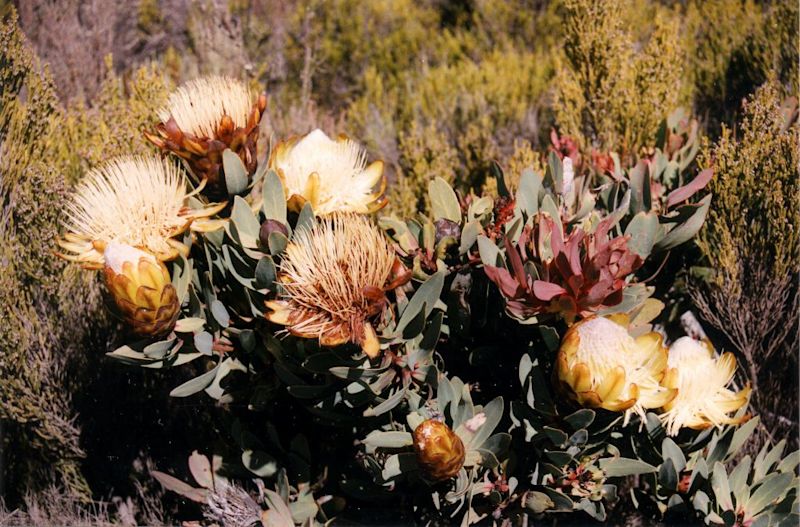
[57,155,224,269]
[265,214,400,357]
[146,75,267,199]
[269,129,386,215]
[556,316,676,425]
[660,337,751,436]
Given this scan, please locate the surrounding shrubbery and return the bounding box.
[1,1,797,524]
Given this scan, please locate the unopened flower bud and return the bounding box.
[434,218,461,245]
[259,219,289,248]
[103,243,180,337]
[413,419,465,481]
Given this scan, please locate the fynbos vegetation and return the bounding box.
[1,1,797,525]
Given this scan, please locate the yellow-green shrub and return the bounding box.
[553,0,688,156]
[284,0,441,109]
[683,0,799,130]
[0,10,170,501]
[348,46,553,214]
[692,80,799,442]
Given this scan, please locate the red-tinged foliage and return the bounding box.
[549,129,581,165]
[484,213,643,322]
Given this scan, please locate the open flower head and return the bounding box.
[660,337,750,436]
[57,155,224,269]
[269,129,386,215]
[103,243,180,337]
[556,316,676,425]
[265,214,398,357]
[146,75,267,198]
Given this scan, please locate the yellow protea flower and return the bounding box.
[556,316,676,425]
[103,243,180,337]
[265,214,402,358]
[268,129,386,215]
[413,419,466,481]
[146,75,267,199]
[56,155,225,269]
[660,337,751,436]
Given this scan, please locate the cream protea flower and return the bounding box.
[103,243,180,337]
[556,316,676,425]
[660,337,751,436]
[265,214,403,358]
[145,75,267,199]
[56,155,225,269]
[268,129,386,215]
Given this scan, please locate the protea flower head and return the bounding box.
[556,316,676,425]
[413,419,466,481]
[268,129,386,215]
[103,243,180,337]
[145,75,267,199]
[660,337,751,436]
[265,214,406,358]
[56,155,225,269]
[484,213,643,323]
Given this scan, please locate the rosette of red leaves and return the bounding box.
[484,213,643,322]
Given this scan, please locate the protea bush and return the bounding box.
[51,73,798,526]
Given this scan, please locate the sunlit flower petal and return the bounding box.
[413,419,465,481]
[57,155,223,268]
[102,243,179,337]
[269,129,386,216]
[660,337,750,436]
[556,316,675,425]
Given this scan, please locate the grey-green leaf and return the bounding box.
[600,457,658,477]
[654,194,711,251]
[261,169,287,223]
[625,211,659,258]
[210,300,230,328]
[242,449,278,477]
[516,168,542,216]
[394,271,444,337]
[429,177,461,222]
[169,364,219,397]
[223,149,249,195]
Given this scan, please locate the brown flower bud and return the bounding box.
[413,419,465,481]
[259,219,289,248]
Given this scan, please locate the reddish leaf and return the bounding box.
[666,168,712,208]
[504,237,528,288]
[532,280,568,301]
[484,266,525,299]
[582,279,615,305]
